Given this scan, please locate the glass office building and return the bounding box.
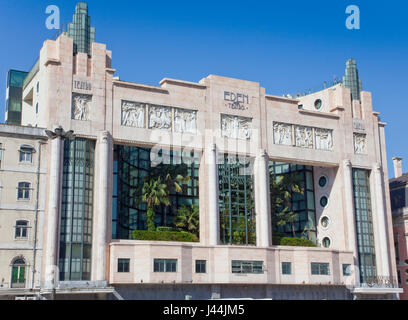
[5,70,28,125]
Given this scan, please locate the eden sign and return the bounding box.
[224,91,249,111]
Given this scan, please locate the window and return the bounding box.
[15,221,29,239]
[154,259,177,273]
[282,262,292,275]
[232,261,264,274]
[36,82,39,93]
[0,143,3,168]
[314,99,323,110]
[195,260,206,274]
[11,258,26,288]
[17,182,31,200]
[19,146,34,163]
[398,271,402,285]
[117,259,130,273]
[343,264,352,276]
[35,103,39,114]
[311,263,330,275]
[318,176,328,188]
[320,196,329,208]
[320,216,330,229]
[322,237,331,248]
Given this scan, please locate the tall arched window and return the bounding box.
[11,258,26,288]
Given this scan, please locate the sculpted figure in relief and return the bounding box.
[221,115,252,140]
[122,101,145,128]
[354,133,367,154]
[72,94,91,121]
[273,123,292,146]
[174,109,197,134]
[149,106,172,130]
[295,125,313,149]
[315,128,333,151]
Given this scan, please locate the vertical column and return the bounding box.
[208,144,219,246]
[255,149,272,247]
[44,135,63,288]
[94,131,111,281]
[373,163,391,277]
[343,160,359,285]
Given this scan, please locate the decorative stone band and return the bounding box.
[120,100,198,134]
[273,122,334,152]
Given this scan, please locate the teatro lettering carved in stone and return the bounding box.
[149,106,172,130]
[273,122,292,146]
[174,108,197,134]
[221,115,252,140]
[121,101,145,128]
[315,128,333,151]
[295,125,313,149]
[72,94,92,121]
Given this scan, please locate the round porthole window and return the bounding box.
[314,99,323,110]
[319,176,328,188]
[320,196,329,208]
[322,237,331,248]
[321,216,330,229]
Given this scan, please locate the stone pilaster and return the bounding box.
[208,144,219,246]
[44,135,63,288]
[93,131,112,281]
[343,160,359,285]
[255,149,272,247]
[372,163,391,277]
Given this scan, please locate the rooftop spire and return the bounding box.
[342,58,363,101]
[67,2,95,56]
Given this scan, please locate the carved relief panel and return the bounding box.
[174,108,197,134]
[315,128,334,151]
[273,122,293,146]
[295,125,313,149]
[221,115,252,140]
[149,106,172,130]
[354,133,367,154]
[72,93,92,121]
[121,101,146,128]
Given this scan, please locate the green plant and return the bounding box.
[270,173,304,238]
[279,237,317,247]
[141,177,170,231]
[175,205,200,237]
[132,230,199,242]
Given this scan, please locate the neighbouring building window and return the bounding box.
[343,264,352,276]
[19,146,34,163]
[11,258,26,288]
[352,169,377,283]
[195,260,206,274]
[59,138,95,281]
[219,155,256,246]
[154,259,177,273]
[17,182,31,200]
[311,263,330,275]
[0,143,3,168]
[282,262,292,275]
[15,221,29,239]
[398,271,402,285]
[231,261,264,274]
[117,259,130,273]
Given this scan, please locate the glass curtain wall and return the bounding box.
[112,145,200,239]
[59,138,95,281]
[6,70,28,125]
[352,169,377,283]
[269,162,317,242]
[219,154,256,246]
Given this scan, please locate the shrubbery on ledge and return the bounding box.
[132,230,199,243]
[279,237,317,247]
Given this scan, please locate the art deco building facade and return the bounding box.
[0,3,401,300]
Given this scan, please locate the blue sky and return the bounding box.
[0,0,407,176]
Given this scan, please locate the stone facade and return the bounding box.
[0,32,400,300]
